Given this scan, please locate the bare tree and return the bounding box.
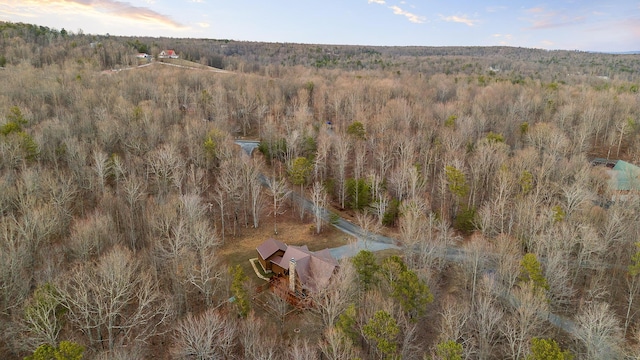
[562,177,593,220]
[399,316,421,360]
[284,129,301,165]
[289,338,319,360]
[314,132,331,183]
[240,312,280,360]
[15,203,60,267]
[179,194,208,227]
[266,176,291,235]
[0,217,33,314]
[267,292,290,330]
[57,245,172,352]
[155,218,191,314]
[388,162,411,202]
[398,199,427,267]
[217,159,244,237]
[615,117,633,157]
[241,158,264,229]
[213,186,228,243]
[493,234,521,294]
[355,211,381,248]
[373,136,394,180]
[468,140,498,207]
[333,134,350,209]
[67,211,115,261]
[311,181,328,235]
[172,309,236,360]
[18,283,64,351]
[544,250,576,312]
[319,327,360,360]
[471,282,504,360]
[310,260,356,328]
[186,220,222,307]
[368,172,388,225]
[462,237,491,306]
[122,175,147,251]
[501,282,549,360]
[248,168,264,229]
[624,243,640,338]
[438,298,471,347]
[353,143,367,182]
[573,301,623,360]
[147,143,184,198]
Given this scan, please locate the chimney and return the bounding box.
[289,258,296,293]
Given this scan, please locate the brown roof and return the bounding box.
[277,245,311,268]
[278,245,338,292]
[308,253,338,290]
[270,255,283,267]
[256,238,287,260]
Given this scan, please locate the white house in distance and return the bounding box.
[159,50,179,59]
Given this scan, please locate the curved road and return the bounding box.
[234,140,579,338]
[235,140,399,258]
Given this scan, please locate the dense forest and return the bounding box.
[1,21,640,359]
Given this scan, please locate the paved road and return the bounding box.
[235,140,399,257]
[235,140,260,156]
[234,140,580,338]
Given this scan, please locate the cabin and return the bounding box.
[159,49,179,59]
[256,238,286,273]
[256,239,338,298]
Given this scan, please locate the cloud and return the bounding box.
[486,6,506,13]
[523,6,586,30]
[196,22,210,28]
[492,33,512,40]
[388,5,425,24]
[529,16,586,29]
[616,17,640,38]
[440,14,478,26]
[492,33,512,45]
[526,7,545,14]
[367,1,425,24]
[0,0,185,29]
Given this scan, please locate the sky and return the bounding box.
[0,0,639,52]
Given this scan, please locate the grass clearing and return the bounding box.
[219,212,354,285]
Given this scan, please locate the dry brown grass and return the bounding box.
[218,211,353,286]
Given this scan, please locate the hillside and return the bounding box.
[1,21,640,359]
